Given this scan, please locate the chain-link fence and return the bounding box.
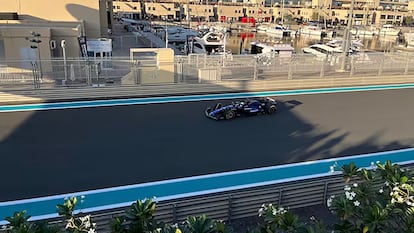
[0,51,413,89]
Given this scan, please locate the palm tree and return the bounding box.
[125,198,158,232]
[361,203,389,233]
[183,215,214,233]
[342,162,359,183]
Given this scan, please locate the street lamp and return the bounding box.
[61,40,68,84]
[29,31,43,80]
[340,0,355,71]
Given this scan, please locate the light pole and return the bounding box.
[29,32,43,80]
[165,22,168,48]
[61,40,68,84]
[340,0,355,71]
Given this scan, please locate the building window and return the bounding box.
[209,9,211,12]
[249,10,251,13]
[153,7,156,10]
[117,6,120,9]
[168,8,171,11]
[133,6,137,10]
[235,10,237,13]
[380,15,386,19]
[264,11,266,14]
[252,10,255,13]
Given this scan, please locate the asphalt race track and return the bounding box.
[0,89,413,201]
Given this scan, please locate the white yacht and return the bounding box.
[187,31,226,54]
[257,24,292,37]
[250,42,295,57]
[302,44,342,58]
[298,25,328,38]
[165,26,199,43]
[378,24,401,37]
[325,39,363,53]
[350,26,378,38]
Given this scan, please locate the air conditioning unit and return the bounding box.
[49,40,57,50]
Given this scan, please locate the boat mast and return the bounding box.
[281,0,284,25]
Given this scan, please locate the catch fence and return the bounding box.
[0,52,413,89]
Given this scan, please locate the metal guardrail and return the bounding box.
[0,52,413,89]
[5,163,408,233]
[54,166,413,233]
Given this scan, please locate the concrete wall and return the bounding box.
[0,0,108,38]
[125,48,175,85]
[0,27,53,72]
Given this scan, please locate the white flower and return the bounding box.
[88,229,95,233]
[310,216,316,221]
[272,209,277,216]
[84,220,91,229]
[385,181,390,186]
[258,208,264,217]
[353,201,360,207]
[344,185,351,191]
[345,191,356,200]
[353,183,358,188]
[379,188,384,194]
[327,198,333,207]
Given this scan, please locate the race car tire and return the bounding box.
[266,105,276,114]
[225,110,236,120]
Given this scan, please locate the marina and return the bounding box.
[129,20,411,55]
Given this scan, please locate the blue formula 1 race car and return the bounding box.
[205,97,277,120]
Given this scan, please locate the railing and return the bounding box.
[9,164,410,233]
[0,52,413,89]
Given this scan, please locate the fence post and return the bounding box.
[31,61,41,89]
[320,59,325,78]
[378,58,384,77]
[177,59,183,83]
[172,203,177,223]
[134,61,141,85]
[323,181,329,206]
[95,63,101,87]
[404,53,410,75]
[278,188,283,206]
[349,56,355,77]
[253,57,258,80]
[288,62,293,79]
[227,195,233,224]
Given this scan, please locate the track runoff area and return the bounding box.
[0,83,414,223]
